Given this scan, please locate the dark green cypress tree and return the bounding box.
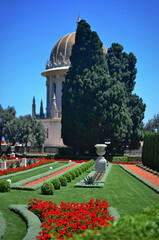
[62,20,110,153]
[40,100,44,119]
[62,20,135,154]
[107,43,137,93]
[107,43,146,150]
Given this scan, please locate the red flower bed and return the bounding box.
[28,198,114,240]
[112,161,142,164]
[0,159,55,176]
[0,158,89,177]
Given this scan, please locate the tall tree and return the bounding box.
[40,100,44,119]
[107,43,137,93]
[4,118,21,145]
[33,120,46,148]
[107,43,146,150]
[17,115,46,148]
[144,114,159,132]
[0,105,16,153]
[62,20,110,153]
[62,20,145,154]
[62,20,132,153]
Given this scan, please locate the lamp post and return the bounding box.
[105,139,111,157]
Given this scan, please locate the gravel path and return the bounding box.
[123,165,159,187]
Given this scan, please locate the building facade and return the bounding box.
[32,32,75,147]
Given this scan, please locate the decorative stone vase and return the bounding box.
[10,146,15,157]
[95,144,107,172]
[95,144,107,156]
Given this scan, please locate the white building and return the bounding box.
[33,32,76,147]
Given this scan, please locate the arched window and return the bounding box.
[53,83,56,96]
[46,128,49,138]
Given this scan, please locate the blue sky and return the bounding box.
[0,0,159,124]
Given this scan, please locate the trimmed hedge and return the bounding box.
[0,179,11,192]
[49,160,94,190]
[58,176,67,186]
[142,132,159,171]
[51,178,61,190]
[107,156,128,163]
[70,205,159,240]
[0,212,6,239]
[9,204,41,240]
[63,172,72,182]
[41,182,54,195]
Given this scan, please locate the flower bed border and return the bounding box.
[9,204,41,240]
[74,163,112,188]
[0,211,6,239]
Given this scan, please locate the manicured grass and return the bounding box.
[4,162,66,183]
[0,164,159,240]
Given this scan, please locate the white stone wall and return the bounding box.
[39,119,64,147]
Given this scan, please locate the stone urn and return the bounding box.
[95,144,107,172]
[10,146,15,157]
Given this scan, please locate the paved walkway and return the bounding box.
[122,165,159,187]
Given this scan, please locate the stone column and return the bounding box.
[46,78,50,118]
[22,158,27,167]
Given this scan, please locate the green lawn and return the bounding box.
[4,162,66,183]
[0,164,159,240]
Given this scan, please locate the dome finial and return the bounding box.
[77,15,81,24]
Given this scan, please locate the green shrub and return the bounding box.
[0,179,11,192]
[70,205,159,240]
[27,159,32,165]
[63,173,72,182]
[15,161,20,167]
[74,169,79,177]
[128,156,141,162]
[51,179,61,190]
[41,182,54,195]
[69,171,76,180]
[58,176,67,186]
[27,158,37,165]
[8,162,15,169]
[107,156,128,163]
[77,167,82,175]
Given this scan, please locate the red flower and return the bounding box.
[28,198,115,239]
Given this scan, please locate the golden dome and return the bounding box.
[46,32,106,69]
[46,33,75,69]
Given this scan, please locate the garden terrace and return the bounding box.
[0,161,159,240]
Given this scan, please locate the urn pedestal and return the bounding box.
[95,144,107,172]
